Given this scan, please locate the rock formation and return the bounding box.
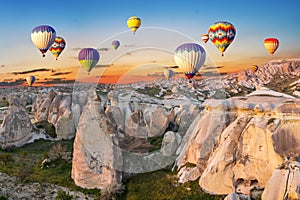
[0,95,33,149]
[176,90,300,197]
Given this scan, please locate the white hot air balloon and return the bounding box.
[174,43,206,80]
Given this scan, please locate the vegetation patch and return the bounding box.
[120,168,224,200]
[34,120,56,138]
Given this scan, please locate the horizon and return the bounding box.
[1,0,300,86]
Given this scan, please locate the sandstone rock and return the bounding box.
[35,90,56,122]
[0,96,33,149]
[176,95,300,196]
[161,131,181,157]
[262,161,300,200]
[144,106,169,137]
[125,110,147,138]
[72,91,122,191]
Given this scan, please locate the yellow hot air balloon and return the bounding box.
[264,38,279,55]
[127,16,141,34]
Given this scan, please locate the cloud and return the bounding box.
[0,79,24,87]
[94,64,110,69]
[42,78,75,85]
[51,71,72,76]
[97,48,109,52]
[167,66,179,69]
[202,65,224,70]
[11,68,50,75]
[1,65,5,67]
[70,48,82,51]
[124,44,135,48]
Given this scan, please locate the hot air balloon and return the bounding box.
[26,76,36,86]
[164,69,174,80]
[174,43,206,80]
[49,36,66,60]
[208,21,236,56]
[127,16,141,34]
[31,25,56,57]
[264,38,279,55]
[112,40,120,50]
[251,65,259,72]
[201,34,209,43]
[78,48,100,73]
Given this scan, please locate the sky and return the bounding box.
[1,0,300,85]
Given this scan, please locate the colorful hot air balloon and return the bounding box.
[264,38,279,55]
[127,16,141,34]
[31,25,56,57]
[201,34,209,43]
[164,69,174,80]
[208,21,236,56]
[174,43,206,80]
[251,65,259,72]
[112,40,120,50]
[78,48,100,73]
[49,36,66,60]
[26,76,36,86]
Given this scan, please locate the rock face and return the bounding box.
[71,89,122,191]
[262,161,300,200]
[176,92,300,196]
[0,96,33,149]
[35,90,75,140]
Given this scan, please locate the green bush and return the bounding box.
[34,120,56,138]
[0,153,14,166]
[55,189,73,200]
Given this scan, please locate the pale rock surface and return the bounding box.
[176,94,300,196]
[262,161,300,200]
[0,96,33,149]
[161,131,181,157]
[72,89,122,190]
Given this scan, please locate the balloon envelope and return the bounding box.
[164,69,174,80]
[201,34,209,43]
[31,25,56,57]
[264,38,279,55]
[26,76,36,86]
[251,65,259,72]
[127,16,141,34]
[174,43,206,79]
[208,21,236,56]
[78,48,100,73]
[112,40,120,50]
[49,36,66,60]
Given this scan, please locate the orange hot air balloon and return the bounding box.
[201,34,209,43]
[264,38,279,55]
[251,65,259,72]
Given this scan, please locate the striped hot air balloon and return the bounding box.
[127,16,141,34]
[49,36,66,60]
[78,48,100,73]
[26,75,36,86]
[264,38,279,55]
[201,33,209,43]
[31,25,56,57]
[208,21,236,56]
[112,40,120,50]
[174,43,206,80]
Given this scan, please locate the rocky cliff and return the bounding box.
[176,89,300,199]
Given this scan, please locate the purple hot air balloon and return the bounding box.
[78,48,100,73]
[31,25,56,57]
[112,40,120,50]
